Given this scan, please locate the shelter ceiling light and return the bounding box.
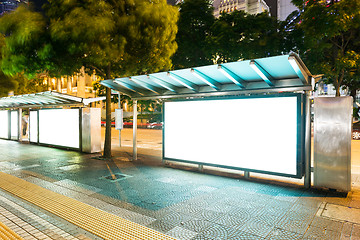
[167,72,199,92]
[288,56,307,83]
[217,65,246,89]
[130,77,161,95]
[114,79,145,96]
[191,69,221,91]
[249,60,274,87]
[148,75,178,93]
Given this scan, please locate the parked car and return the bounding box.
[353,121,360,139]
[147,122,163,129]
[101,121,115,127]
[101,119,163,129]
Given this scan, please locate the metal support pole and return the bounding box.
[133,100,138,160]
[79,108,83,152]
[304,91,312,188]
[244,171,250,179]
[7,110,10,140]
[118,92,121,147]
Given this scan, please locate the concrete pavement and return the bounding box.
[0,128,358,239]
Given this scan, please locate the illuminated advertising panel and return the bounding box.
[39,109,79,149]
[29,111,38,143]
[164,95,303,178]
[0,110,9,139]
[10,111,18,140]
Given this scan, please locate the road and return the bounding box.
[101,127,163,150]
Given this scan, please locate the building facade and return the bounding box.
[40,68,96,99]
[0,0,27,15]
[277,0,297,21]
[214,0,269,17]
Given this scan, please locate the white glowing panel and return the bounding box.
[29,111,38,143]
[164,96,299,176]
[0,110,9,139]
[11,111,18,140]
[39,109,79,148]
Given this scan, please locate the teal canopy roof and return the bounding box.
[0,91,105,109]
[100,53,312,100]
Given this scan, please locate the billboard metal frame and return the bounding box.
[162,93,306,179]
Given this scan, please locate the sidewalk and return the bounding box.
[0,131,359,239]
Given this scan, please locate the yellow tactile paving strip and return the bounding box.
[0,221,24,240]
[0,172,176,240]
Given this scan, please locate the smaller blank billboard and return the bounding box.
[10,111,18,140]
[0,110,8,139]
[29,111,38,143]
[164,95,302,178]
[39,109,79,149]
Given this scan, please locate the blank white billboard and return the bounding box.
[0,110,8,139]
[29,111,38,143]
[11,111,18,140]
[164,96,300,176]
[39,109,79,149]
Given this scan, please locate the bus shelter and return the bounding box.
[0,91,104,153]
[101,53,314,188]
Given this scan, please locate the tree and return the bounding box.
[293,0,360,96]
[0,34,17,96]
[210,10,288,63]
[172,0,215,69]
[0,0,178,158]
[46,0,178,157]
[0,32,47,97]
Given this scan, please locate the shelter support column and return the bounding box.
[304,91,311,188]
[118,92,121,147]
[133,100,138,160]
[18,108,22,142]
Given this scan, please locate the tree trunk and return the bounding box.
[335,86,340,97]
[103,87,112,158]
[336,70,345,97]
[103,65,112,158]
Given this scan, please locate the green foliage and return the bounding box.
[210,11,287,62]
[172,0,215,69]
[172,2,293,67]
[0,33,17,96]
[0,0,178,95]
[46,0,178,79]
[0,6,49,78]
[294,0,360,96]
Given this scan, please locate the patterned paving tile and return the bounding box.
[59,164,84,171]
[146,219,178,233]
[181,219,213,233]
[193,224,236,240]
[310,216,344,232]
[188,209,225,223]
[237,219,274,238]
[167,226,197,240]
[289,203,319,215]
[160,211,193,225]
[265,228,304,239]
[54,179,102,194]
[213,214,248,227]
[228,232,265,240]
[275,216,313,234]
[303,225,342,240]
[352,224,360,237]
